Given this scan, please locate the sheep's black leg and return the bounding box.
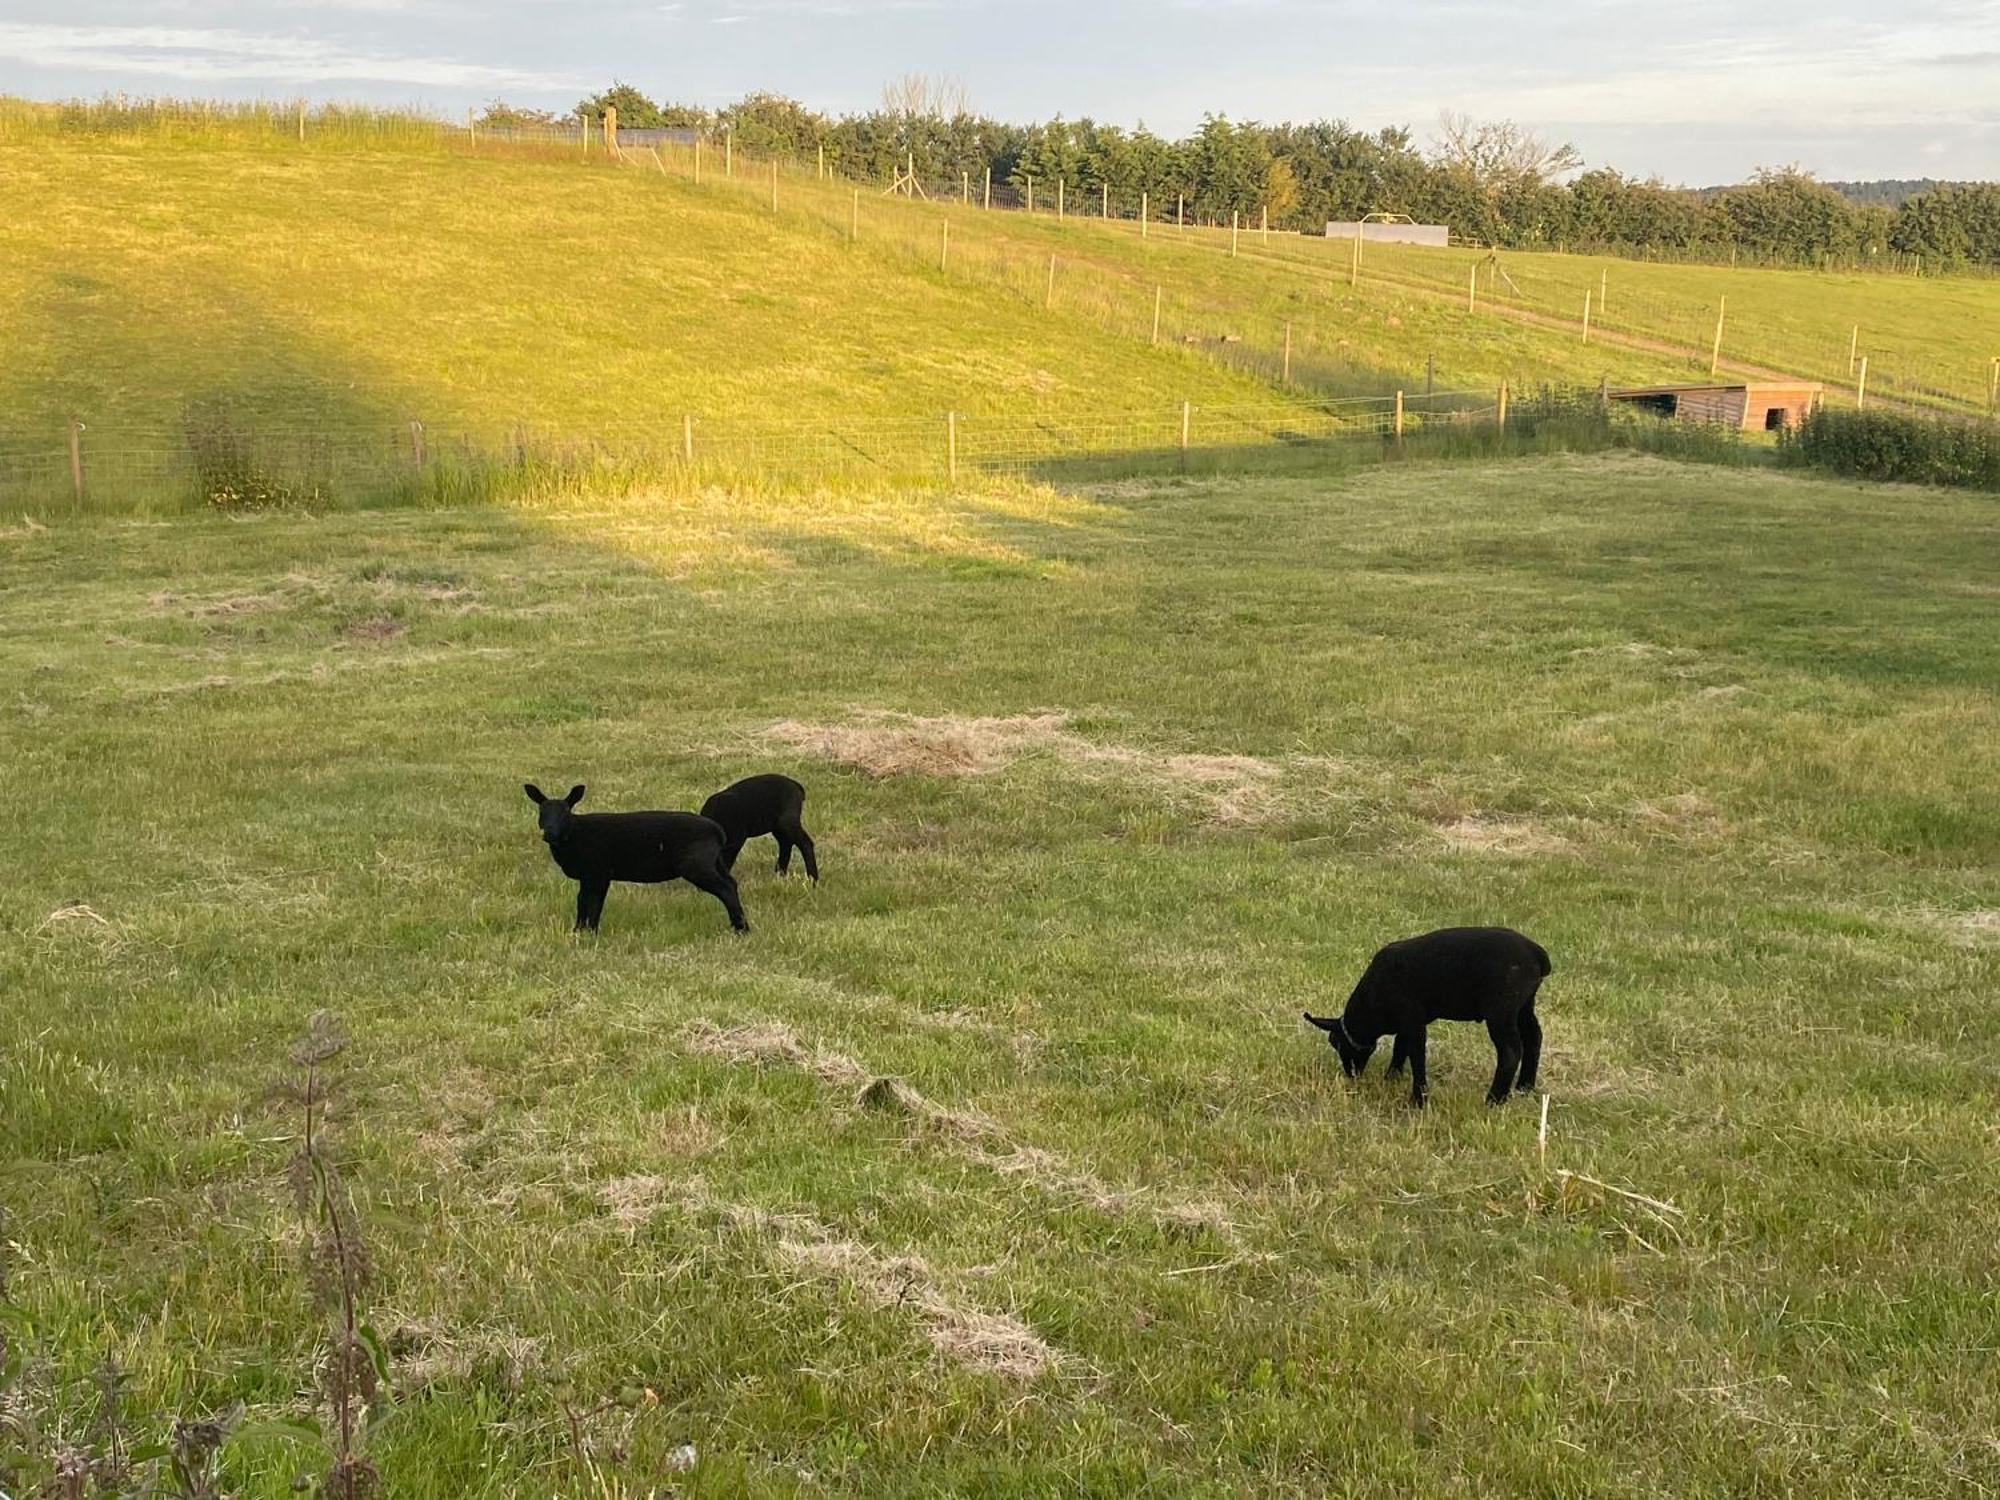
[719,837,745,874]
[1387,1035,1410,1078]
[1516,1002,1543,1094]
[687,864,750,933]
[1486,1016,1523,1105]
[1402,1029,1427,1108]
[774,833,794,875]
[793,828,818,883]
[575,878,610,933]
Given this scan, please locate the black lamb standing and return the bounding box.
[1305,926,1550,1107]
[699,773,818,882]
[523,783,748,934]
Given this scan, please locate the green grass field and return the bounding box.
[1223,233,2000,413]
[5,453,1997,1495]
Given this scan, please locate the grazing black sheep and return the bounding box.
[1304,926,1550,1108]
[699,773,818,883]
[523,783,748,934]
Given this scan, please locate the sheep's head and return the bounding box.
[524,782,585,845]
[1304,1012,1376,1077]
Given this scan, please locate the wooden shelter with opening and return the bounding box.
[1607,381,1824,432]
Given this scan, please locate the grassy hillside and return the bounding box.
[0,125,1716,514]
[4,455,1997,1495]
[1172,229,2000,413]
[0,134,1298,508]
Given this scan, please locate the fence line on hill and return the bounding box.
[564,127,1998,421]
[0,390,1521,512]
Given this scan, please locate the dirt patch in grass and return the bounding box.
[683,1017,1236,1242]
[1434,816,1573,856]
[1903,907,2000,945]
[599,1173,671,1231]
[683,1019,869,1088]
[690,1188,1059,1380]
[339,614,406,642]
[387,1320,544,1394]
[413,1067,496,1170]
[766,710,1288,825]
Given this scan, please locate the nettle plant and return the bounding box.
[283,1011,391,1500]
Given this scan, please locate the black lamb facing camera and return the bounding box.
[523,782,748,934]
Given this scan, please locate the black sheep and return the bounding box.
[1305,926,1550,1107]
[699,773,818,883]
[523,783,748,934]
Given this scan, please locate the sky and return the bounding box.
[1,0,1996,185]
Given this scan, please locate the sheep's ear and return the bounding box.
[524,783,547,805]
[1303,1013,1337,1033]
[565,784,586,807]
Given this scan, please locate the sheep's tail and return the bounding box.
[1302,1012,1338,1033]
[1528,939,1552,977]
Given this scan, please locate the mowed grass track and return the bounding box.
[3,455,1998,1495]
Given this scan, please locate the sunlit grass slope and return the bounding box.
[0,138,1288,454]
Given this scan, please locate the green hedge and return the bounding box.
[1786,405,2000,491]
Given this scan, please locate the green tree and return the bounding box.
[576,81,669,128]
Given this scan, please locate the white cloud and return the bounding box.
[0,21,586,88]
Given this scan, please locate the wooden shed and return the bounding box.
[1608,381,1824,432]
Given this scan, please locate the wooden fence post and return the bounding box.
[1350,223,1360,287]
[962,170,969,204]
[1848,325,1859,376]
[1599,266,1606,317]
[579,109,589,156]
[1045,254,1056,310]
[1282,321,1292,383]
[1709,296,1726,375]
[1180,400,1191,470]
[1141,192,1148,238]
[1394,390,1404,442]
[1152,285,1162,345]
[1026,179,1034,215]
[604,105,617,155]
[1468,264,1477,313]
[1598,374,1610,415]
[983,166,991,209]
[1582,289,1592,344]
[940,218,949,271]
[682,413,694,462]
[725,133,732,176]
[1177,193,1184,230]
[818,142,824,179]
[297,99,306,143]
[946,411,958,480]
[67,418,84,503]
[1057,177,1064,219]
[1230,212,1239,256]
[1102,182,1109,219]
[1856,356,1868,409]
[1496,381,1510,432]
[1261,204,1268,243]
[409,419,426,468]
[1989,356,1999,416]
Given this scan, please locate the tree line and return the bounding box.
[478,83,2000,269]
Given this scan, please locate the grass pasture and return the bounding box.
[4,453,1998,1496]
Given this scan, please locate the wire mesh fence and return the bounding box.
[0,392,1514,514]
